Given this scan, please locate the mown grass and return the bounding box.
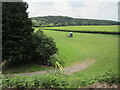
[2,63,53,74]
[2,26,119,89]
[4,26,118,76]
[43,25,119,32]
[43,30,118,79]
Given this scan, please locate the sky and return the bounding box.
[23,0,120,21]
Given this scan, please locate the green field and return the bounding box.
[2,26,119,88]
[42,25,119,32]
[43,30,118,78]
[2,63,53,74]
[7,25,118,78]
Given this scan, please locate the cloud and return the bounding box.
[24,0,120,3]
[69,2,118,20]
[25,0,119,21]
[27,2,72,17]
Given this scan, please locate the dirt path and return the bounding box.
[64,58,95,75]
[6,58,95,76]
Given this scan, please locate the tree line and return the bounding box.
[31,16,120,27]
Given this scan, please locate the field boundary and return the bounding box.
[44,29,120,35]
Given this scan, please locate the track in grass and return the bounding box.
[64,58,96,75]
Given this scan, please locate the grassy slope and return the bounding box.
[2,63,53,74]
[43,25,119,32]
[4,26,118,75]
[43,30,118,78]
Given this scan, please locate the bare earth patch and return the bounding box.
[64,58,95,75]
[6,58,96,76]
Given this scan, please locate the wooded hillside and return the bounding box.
[31,16,120,27]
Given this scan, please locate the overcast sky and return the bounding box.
[23,0,120,21]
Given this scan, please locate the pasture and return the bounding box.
[43,29,118,78]
[2,25,119,88]
[5,25,118,77]
[43,25,119,32]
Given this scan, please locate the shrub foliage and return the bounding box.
[2,69,119,89]
[31,30,58,65]
[2,2,58,65]
[2,2,33,63]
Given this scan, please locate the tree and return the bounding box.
[31,30,58,65]
[2,2,58,66]
[2,2,33,63]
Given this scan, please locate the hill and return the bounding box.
[30,16,120,27]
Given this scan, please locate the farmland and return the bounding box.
[42,26,118,79]
[43,30,118,65]
[42,25,119,32]
[2,2,119,89]
[5,25,118,78]
[2,25,119,88]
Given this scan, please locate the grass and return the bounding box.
[43,30,118,79]
[42,25,119,32]
[2,25,119,88]
[2,63,53,74]
[4,25,118,77]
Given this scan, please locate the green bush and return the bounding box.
[75,69,119,88]
[34,71,71,88]
[2,71,72,89]
[2,69,119,89]
[97,69,119,84]
[2,2,58,67]
[31,30,58,66]
[48,54,64,67]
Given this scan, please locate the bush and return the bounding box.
[48,54,64,67]
[2,69,119,89]
[2,2,58,66]
[30,30,58,66]
[75,69,119,88]
[97,69,119,84]
[2,71,72,89]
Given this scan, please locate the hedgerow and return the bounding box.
[2,69,119,89]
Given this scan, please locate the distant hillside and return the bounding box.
[30,16,120,27]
